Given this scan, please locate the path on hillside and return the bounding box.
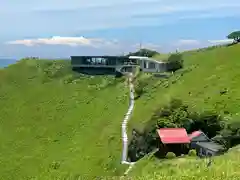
[121,73,136,175]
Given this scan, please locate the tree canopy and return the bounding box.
[126,48,159,57]
[166,53,184,72]
[227,31,240,43]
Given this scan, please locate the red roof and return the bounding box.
[157,128,190,144]
[188,130,203,139]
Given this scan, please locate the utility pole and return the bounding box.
[139,41,142,50]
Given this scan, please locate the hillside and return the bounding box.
[128,145,240,179]
[1,44,240,179]
[127,44,240,179]
[130,44,240,130]
[0,59,129,179]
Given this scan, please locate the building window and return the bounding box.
[86,57,107,65]
[144,61,147,68]
[149,62,156,69]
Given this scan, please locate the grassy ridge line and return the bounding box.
[0,59,129,179]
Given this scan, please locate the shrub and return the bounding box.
[188,149,197,156]
[50,161,60,170]
[134,80,147,99]
[216,120,240,148]
[166,152,176,159]
[166,53,184,72]
[226,121,240,135]
[126,48,159,57]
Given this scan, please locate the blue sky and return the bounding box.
[1,0,240,59]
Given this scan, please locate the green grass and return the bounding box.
[152,53,170,61]
[130,44,240,130]
[127,44,240,179]
[0,59,129,179]
[1,44,240,179]
[128,145,240,179]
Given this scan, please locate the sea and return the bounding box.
[0,59,17,68]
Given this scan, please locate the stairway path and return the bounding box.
[121,73,136,176]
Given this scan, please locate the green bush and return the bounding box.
[126,48,159,57]
[166,53,184,72]
[226,121,240,135]
[188,149,197,156]
[166,152,176,159]
[134,80,147,99]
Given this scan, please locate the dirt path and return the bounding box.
[121,73,136,175]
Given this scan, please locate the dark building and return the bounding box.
[71,56,137,76]
[195,141,226,157]
[189,130,227,157]
[189,130,211,149]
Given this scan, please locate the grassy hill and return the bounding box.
[1,44,240,179]
[126,44,240,179]
[0,59,129,179]
[128,145,240,179]
[130,44,240,130]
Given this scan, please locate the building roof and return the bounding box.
[189,130,203,139]
[157,128,190,144]
[129,56,149,60]
[189,130,210,142]
[196,142,225,152]
[129,56,166,64]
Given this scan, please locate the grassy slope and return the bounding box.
[1,44,240,179]
[0,60,129,179]
[127,44,240,178]
[130,44,240,129]
[128,146,240,179]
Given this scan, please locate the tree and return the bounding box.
[227,31,240,43]
[166,53,184,72]
[126,48,159,57]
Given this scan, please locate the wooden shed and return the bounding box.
[156,128,190,156]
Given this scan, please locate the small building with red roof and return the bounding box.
[157,128,190,144]
[156,128,190,156]
[155,128,226,157]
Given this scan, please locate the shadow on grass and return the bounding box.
[153,74,170,78]
[72,67,122,77]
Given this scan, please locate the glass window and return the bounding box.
[149,62,156,69]
[144,61,147,68]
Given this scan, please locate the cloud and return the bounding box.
[167,38,236,52]
[174,39,201,46]
[1,0,240,35]
[6,36,118,48]
[173,38,235,50]
[131,42,161,51]
[208,39,234,44]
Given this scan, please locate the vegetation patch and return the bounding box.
[128,98,240,162]
[127,145,240,179]
[2,43,240,179]
[0,59,128,179]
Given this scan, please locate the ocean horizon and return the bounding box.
[0,59,18,68]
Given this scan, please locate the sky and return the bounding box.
[0,0,240,60]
